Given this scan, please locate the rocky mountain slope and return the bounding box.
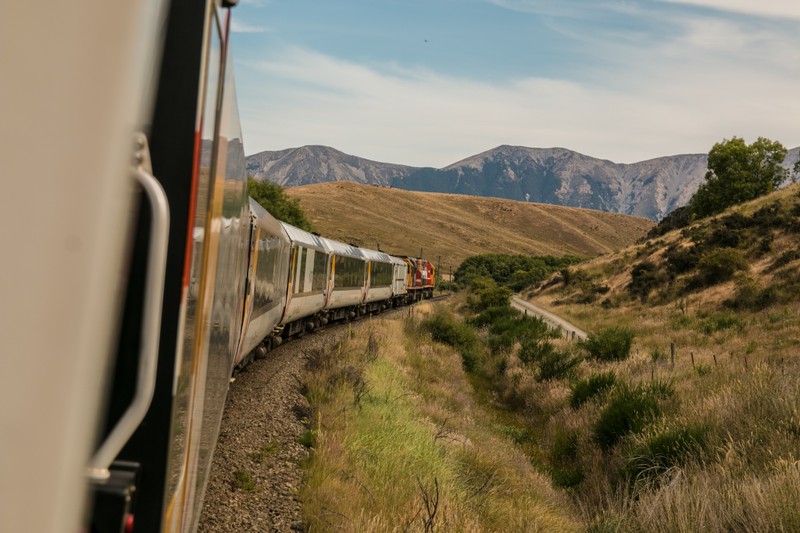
[246,145,416,186]
[247,145,800,220]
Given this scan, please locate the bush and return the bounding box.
[518,337,556,365]
[454,253,582,290]
[485,312,554,355]
[536,349,582,382]
[646,205,693,238]
[693,248,749,287]
[467,277,512,311]
[593,383,661,450]
[708,226,742,248]
[581,328,634,362]
[623,424,708,481]
[724,276,778,310]
[665,245,701,274]
[628,261,665,302]
[469,305,518,328]
[569,371,617,409]
[422,311,480,371]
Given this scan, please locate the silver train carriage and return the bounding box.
[1,0,434,531]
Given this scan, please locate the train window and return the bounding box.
[370,261,392,287]
[252,234,281,316]
[334,255,365,289]
[295,247,307,293]
[312,249,328,291]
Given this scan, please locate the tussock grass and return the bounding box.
[300,312,579,532]
[513,184,800,530]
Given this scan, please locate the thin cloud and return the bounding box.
[237,44,800,167]
[659,0,800,20]
[230,19,268,33]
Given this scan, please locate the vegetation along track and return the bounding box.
[197,303,434,531]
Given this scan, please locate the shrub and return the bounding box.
[581,328,634,362]
[707,226,742,248]
[593,383,661,450]
[469,305,518,328]
[536,349,582,382]
[628,261,665,302]
[646,205,693,238]
[454,253,582,290]
[724,276,778,310]
[665,245,701,274]
[518,337,556,365]
[422,311,480,371]
[569,371,617,409]
[693,248,749,287]
[561,267,589,287]
[467,277,512,311]
[623,423,708,481]
[485,313,554,354]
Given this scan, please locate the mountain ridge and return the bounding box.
[246,144,800,220]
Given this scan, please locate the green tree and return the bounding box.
[689,137,788,218]
[248,177,315,232]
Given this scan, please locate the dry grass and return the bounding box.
[508,184,800,530]
[300,310,579,532]
[287,181,653,270]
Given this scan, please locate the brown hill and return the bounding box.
[285,181,653,272]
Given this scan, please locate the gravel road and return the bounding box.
[197,329,336,532]
[511,296,588,340]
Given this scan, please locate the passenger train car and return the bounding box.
[1,1,433,532]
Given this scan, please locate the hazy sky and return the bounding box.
[230,0,800,167]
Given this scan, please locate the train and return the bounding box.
[0,1,434,533]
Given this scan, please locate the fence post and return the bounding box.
[690,352,695,369]
[670,342,675,367]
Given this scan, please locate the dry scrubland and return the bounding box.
[299,309,579,532]
[515,184,800,530]
[287,181,652,270]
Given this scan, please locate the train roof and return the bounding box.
[279,221,327,251]
[359,248,394,264]
[249,198,288,238]
[319,236,365,260]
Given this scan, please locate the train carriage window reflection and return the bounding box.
[370,261,392,287]
[252,235,281,317]
[334,255,365,289]
[312,250,328,291]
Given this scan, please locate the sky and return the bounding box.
[230,0,800,167]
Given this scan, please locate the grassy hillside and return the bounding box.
[286,181,653,270]
[513,183,800,529]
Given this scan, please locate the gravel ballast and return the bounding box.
[197,330,335,532]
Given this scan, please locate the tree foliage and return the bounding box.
[454,253,582,291]
[248,177,315,232]
[689,137,788,218]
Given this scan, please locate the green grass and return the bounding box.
[250,440,280,463]
[299,312,580,532]
[231,470,257,492]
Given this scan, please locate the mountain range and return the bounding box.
[246,145,800,220]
